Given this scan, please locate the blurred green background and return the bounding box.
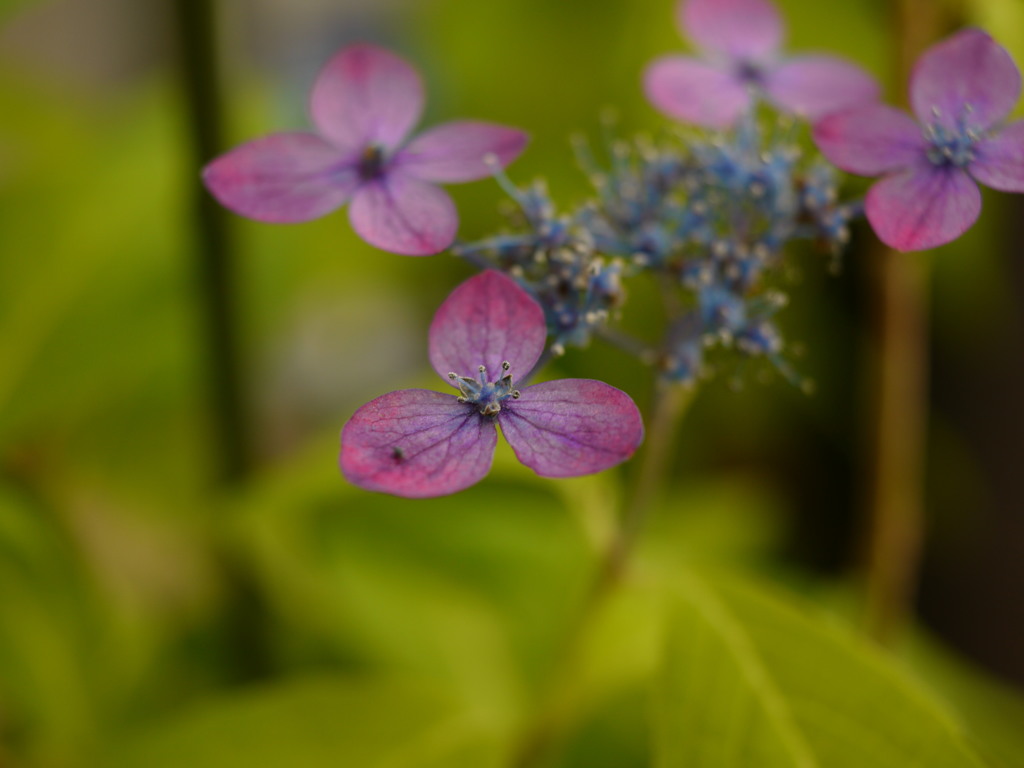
[1,0,1024,766]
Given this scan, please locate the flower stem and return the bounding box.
[172,0,253,484]
[861,0,948,644]
[172,0,271,682]
[594,325,656,359]
[863,248,930,644]
[601,382,695,588]
[508,380,693,767]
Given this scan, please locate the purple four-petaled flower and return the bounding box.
[203,44,528,256]
[644,0,878,128]
[814,29,1024,252]
[340,271,645,498]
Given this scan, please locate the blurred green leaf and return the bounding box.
[654,571,989,768]
[905,635,1024,768]
[0,484,104,767]
[105,676,501,768]
[233,435,599,726]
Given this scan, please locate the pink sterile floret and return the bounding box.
[203,44,528,256]
[340,271,645,498]
[644,0,879,128]
[814,29,1024,251]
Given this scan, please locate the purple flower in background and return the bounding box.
[644,0,878,128]
[203,44,528,256]
[814,29,1024,252]
[340,271,644,498]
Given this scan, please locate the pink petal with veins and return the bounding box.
[680,0,783,61]
[202,132,357,223]
[866,162,981,252]
[910,29,1022,131]
[813,104,925,176]
[340,389,496,498]
[970,120,1024,192]
[644,56,751,128]
[498,379,644,478]
[310,43,425,153]
[348,173,458,256]
[766,55,880,121]
[396,121,528,183]
[429,270,547,384]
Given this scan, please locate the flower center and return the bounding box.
[358,144,387,181]
[448,361,521,416]
[735,60,766,87]
[924,104,981,168]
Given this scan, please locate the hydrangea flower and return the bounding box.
[813,29,1024,251]
[340,271,644,498]
[644,0,878,128]
[203,44,528,255]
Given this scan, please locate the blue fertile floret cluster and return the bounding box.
[454,113,858,386]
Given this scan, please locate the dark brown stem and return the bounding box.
[863,247,930,644]
[171,0,271,682]
[862,0,950,644]
[172,0,253,484]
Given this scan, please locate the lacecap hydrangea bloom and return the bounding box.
[644,0,878,128]
[203,44,528,255]
[340,271,644,498]
[814,29,1024,251]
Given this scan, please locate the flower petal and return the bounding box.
[765,55,880,121]
[812,104,925,176]
[310,43,425,153]
[866,163,981,251]
[202,132,357,223]
[428,270,547,384]
[340,389,496,498]
[644,56,752,128]
[348,173,458,255]
[970,120,1024,192]
[680,0,783,61]
[498,379,644,478]
[910,29,1022,131]
[394,121,529,183]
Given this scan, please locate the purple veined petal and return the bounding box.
[910,29,1022,131]
[340,389,496,498]
[348,172,458,256]
[393,121,529,183]
[970,120,1024,192]
[644,56,752,128]
[680,0,783,61]
[765,55,880,122]
[202,132,357,223]
[310,43,425,154]
[498,379,644,478]
[865,162,981,252]
[813,104,925,176]
[428,270,547,385]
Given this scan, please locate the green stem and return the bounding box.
[862,0,949,644]
[600,382,695,589]
[594,325,655,359]
[508,381,694,767]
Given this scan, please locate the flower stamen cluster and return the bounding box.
[923,105,980,168]
[448,362,521,416]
